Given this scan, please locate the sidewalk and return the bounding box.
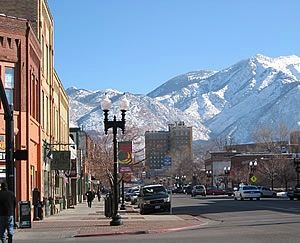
[14,199,209,241]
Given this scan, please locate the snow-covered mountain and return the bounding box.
[67,54,300,143]
[67,88,209,141]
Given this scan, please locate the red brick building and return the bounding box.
[0,15,42,211]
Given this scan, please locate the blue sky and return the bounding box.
[48,0,300,94]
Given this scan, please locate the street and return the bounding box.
[15,194,300,243]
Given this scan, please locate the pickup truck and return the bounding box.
[287,183,300,200]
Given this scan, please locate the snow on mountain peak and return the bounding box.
[67,54,300,144]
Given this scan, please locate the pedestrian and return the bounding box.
[96,189,101,202]
[85,189,94,208]
[0,182,16,243]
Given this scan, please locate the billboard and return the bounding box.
[118,141,132,173]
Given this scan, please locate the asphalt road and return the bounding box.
[94,195,300,243]
[15,195,300,243]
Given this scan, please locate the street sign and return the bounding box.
[250,175,257,183]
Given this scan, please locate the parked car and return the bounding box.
[234,185,261,200]
[125,187,139,202]
[257,186,276,197]
[276,191,288,198]
[287,184,300,200]
[130,190,141,205]
[225,188,234,196]
[183,184,192,194]
[206,186,225,195]
[191,185,206,197]
[172,186,183,194]
[139,184,171,214]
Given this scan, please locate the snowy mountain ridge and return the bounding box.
[67,54,300,144]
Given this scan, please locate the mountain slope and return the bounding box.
[67,88,209,141]
[148,54,300,142]
[67,54,300,144]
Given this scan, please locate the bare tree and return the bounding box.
[88,125,145,190]
[252,124,294,189]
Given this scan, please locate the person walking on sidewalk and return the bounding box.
[85,189,94,208]
[0,182,16,243]
[96,189,101,202]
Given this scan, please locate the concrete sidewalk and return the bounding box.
[14,199,208,241]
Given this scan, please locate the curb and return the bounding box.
[73,222,208,238]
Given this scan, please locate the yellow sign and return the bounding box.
[250,175,257,183]
[0,135,5,151]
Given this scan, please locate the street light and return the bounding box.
[101,93,129,226]
[223,167,231,189]
[206,170,213,187]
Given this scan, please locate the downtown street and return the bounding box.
[15,194,300,243]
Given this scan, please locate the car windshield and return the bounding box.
[195,186,204,190]
[143,186,167,196]
[243,186,258,190]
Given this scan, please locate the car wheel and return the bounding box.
[289,197,294,200]
[257,197,260,200]
[250,198,253,201]
[234,197,237,200]
[241,197,244,201]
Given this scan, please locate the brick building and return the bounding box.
[0,15,42,209]
[145,121,193,178]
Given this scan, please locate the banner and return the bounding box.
[118,141,132,173]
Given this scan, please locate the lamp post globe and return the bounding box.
[101,94,112,111]
[119,94,129,111]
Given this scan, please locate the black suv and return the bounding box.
[139,184,171,214]
[287,183,300,200]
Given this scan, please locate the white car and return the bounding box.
[257,186,276,197]
[234,185,261,200]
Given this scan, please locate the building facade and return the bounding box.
[145,131,169,172]
[145,121,193,178]
[0,0,70,218]
[0,15,42,210]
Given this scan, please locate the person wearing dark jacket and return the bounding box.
[85,189,94,208]
[0,182,16,243]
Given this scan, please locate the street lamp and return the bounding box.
[223,167,231,189]
[206,170,213,187]
[101,94,129,226]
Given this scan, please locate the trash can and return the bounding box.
[104,193,112,218]
[19,201,31,228]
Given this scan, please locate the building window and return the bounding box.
[5,67,14,105]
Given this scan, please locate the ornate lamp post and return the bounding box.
[206,170,213,187]
[101,94,129,226]
[223,167,231,189]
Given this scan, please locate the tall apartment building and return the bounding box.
[145,131,169,171]
[145,122,193,177]
[168,121,193,161]
[0,0,70,217]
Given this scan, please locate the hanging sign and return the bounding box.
[118,141,132,173]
